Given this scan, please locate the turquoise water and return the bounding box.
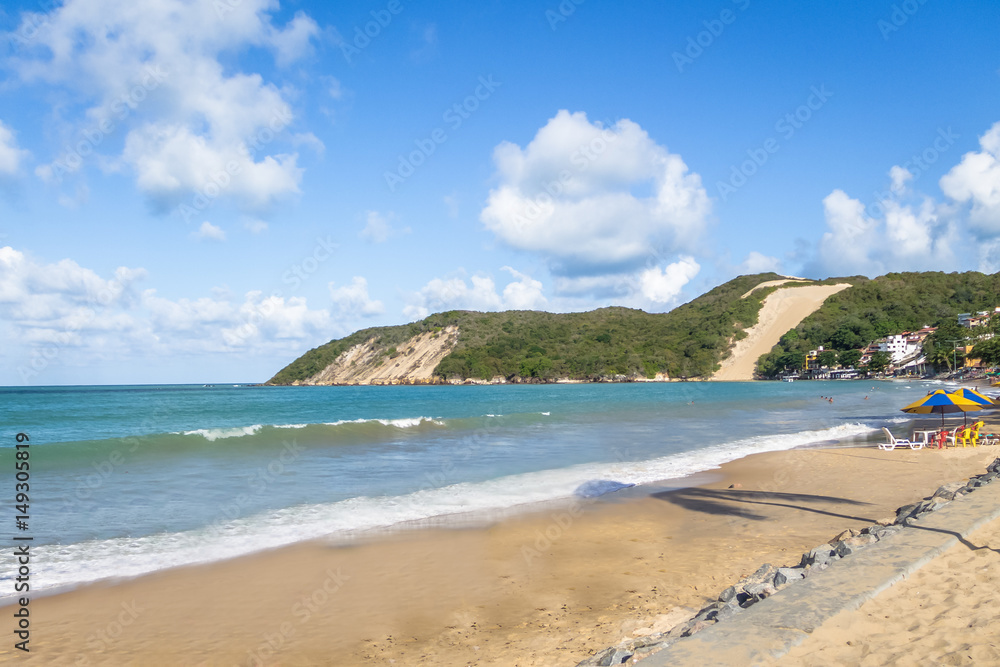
[0,380,952,597]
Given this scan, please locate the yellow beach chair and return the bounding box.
[954,426,974,448]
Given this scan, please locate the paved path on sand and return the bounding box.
[639,478,1000,665]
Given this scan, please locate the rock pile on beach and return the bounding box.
[576,457,1000,666]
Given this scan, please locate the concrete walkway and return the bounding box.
[640,480,1000,666]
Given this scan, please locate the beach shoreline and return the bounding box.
[16,421,1000,666]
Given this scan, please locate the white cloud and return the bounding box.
[359,210,409,243]
[739,251,782,274]
[7,0,319,212]
[889,165,913,193]
[637,257,700,303]
[940,121,1000,234]
[329,277,385,318]
[194,221,226,241]
[979,238,1000,274]
[244,219,268,234]
[814,189,879,275]
[500,266,548,310]
[0,120,29,176]
[403,268,546,320]
[0,245,336,378]
[480,110,710,275]
[811,187,955,276]
[268,11,321,67]
[884,198,936,258]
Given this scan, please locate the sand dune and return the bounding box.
[304,326,459,385]
[713,283,852,381]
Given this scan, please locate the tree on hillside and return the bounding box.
[925,347,954,372]
[838,349,862,368]
[973,337,1000,367]
[817,350,838,368]
[866,350,891,374]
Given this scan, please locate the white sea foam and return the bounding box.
[323,417,444,428]
[182,425,263,441]
[0,421,878,599]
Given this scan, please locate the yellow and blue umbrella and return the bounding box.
[948,387,996,407]
[948,388,996,425]
[901,389,985,427]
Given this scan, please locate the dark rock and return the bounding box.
[896,503,919,518]
[800,544,838,568]
[718,585,737,603]
[982,471,999,483]
[588,647,633,666]
[834,541,854,558]
[744,563,779,586]
[630,633,670,650]
[987,458,1000,473]
[932,482,965,501]
[715,601,743,621]
[744,582,777,603]
[774,567,804,586]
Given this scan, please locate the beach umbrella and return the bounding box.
[900,389,985,427]
[948,387,995,407]
[948,388,996,426]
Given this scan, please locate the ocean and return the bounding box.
[0,379,955,600]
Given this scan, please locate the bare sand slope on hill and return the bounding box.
[712,283,852,381]
[303,325,459,385]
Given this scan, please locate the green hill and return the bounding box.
[267,272,815,384]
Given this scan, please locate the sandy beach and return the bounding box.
[775,510,1000,666]
[12,422,1000,666]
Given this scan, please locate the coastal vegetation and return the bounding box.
[270,272,797,384]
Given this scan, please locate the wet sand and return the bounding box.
[12,435,1000,666]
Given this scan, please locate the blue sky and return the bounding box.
[1,0,999,384]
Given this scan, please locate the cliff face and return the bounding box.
[296,326,460,385]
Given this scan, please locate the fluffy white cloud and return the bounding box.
[403,268,547,320]
[811,184,955,276]
[814,189,880,275]
[358,211,409,244]
[637,257,700,303]
[0,246,336,382]
[0,120,29,176]
[329,277,385,318]
[739,251,782,275]
[7,0,319,211]
[480,110,710,275]
[940,121,1000,234]
[889,165,913,193]
[194,221,226,241]
[500,266,548,310]
[268,11,321,66]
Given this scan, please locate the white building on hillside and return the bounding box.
[878,334,921,363]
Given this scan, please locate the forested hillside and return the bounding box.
[269,272,800,384]
[756,272,1000,377]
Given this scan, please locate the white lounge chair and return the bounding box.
[879,427,923,451]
